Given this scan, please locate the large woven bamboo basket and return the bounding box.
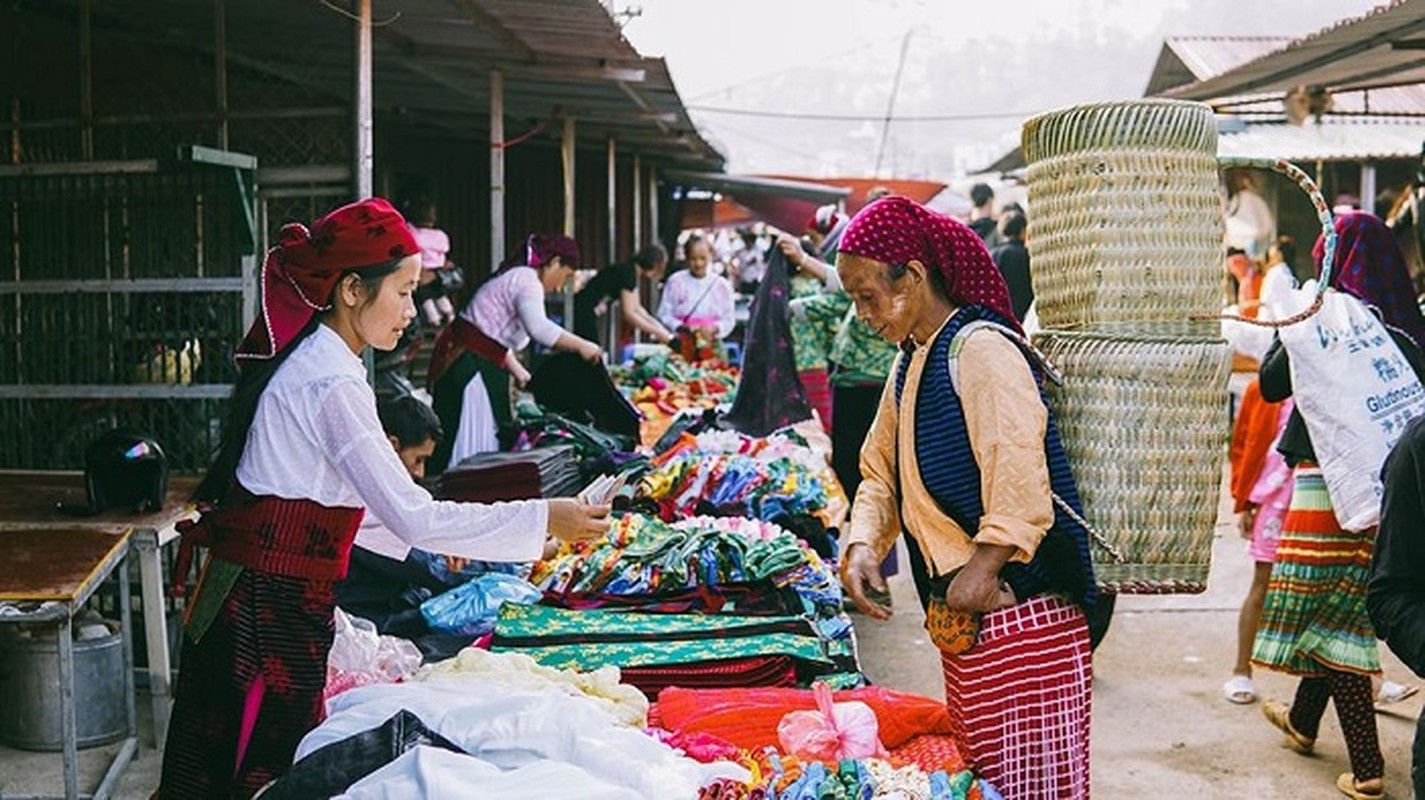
[1032,330,1232,593]
[1023,100,1223,332]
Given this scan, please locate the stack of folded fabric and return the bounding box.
[433,444,582,502]
[512,412,642,478]
[522,513,860,696]
[530,513,838,613]
[489,603,846,698]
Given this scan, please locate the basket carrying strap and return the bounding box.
[945,321,1125,564]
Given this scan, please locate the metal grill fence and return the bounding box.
[0,161,256,472]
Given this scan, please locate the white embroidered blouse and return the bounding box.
[236,324,548,562]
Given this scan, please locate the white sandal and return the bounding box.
[1377,680,1419,705]
[1223,674,1257,705]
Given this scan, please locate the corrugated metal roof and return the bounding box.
[71,0,722,168]
[1144,37,1291,96]
[1165,0,1425,101]
[1215,84,1425,116]
[1217,119,1425,161]
[1169,37,1294,82]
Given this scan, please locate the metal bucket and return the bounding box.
[0,623,127,751]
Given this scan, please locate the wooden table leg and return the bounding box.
[133,529,172,748]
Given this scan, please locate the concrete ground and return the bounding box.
[856,502,1423,800]
[2,488,1420,798]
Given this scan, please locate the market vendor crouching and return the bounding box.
[157,199,609,799]
[836,196,1097,800]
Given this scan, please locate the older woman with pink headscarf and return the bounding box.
[837,196,1097,800]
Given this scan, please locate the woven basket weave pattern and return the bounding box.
[1023,102,1222,330]
[1034,331,1231,592]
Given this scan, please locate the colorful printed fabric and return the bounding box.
[611,351,740,446]
[1252,467,1381,676]
[697,747,1001,800]
[641,452,830,523]
[830,309,898,384]
[530,513,842,614]
[638,428,849,537]
[489,604,832,672]
[789,291,851,372]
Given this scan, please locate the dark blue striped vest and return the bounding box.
[894,305,1097,607]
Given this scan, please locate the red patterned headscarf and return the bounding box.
[238,197,419,360]
[497,233,581,272]
[1315,211,1425,348]
[839,195,1021,333]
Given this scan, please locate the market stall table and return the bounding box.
[0,471,199,748]
[0,527,136,800]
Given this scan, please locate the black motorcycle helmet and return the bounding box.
[82,429,169,514]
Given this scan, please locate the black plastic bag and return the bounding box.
[258,710,466,799]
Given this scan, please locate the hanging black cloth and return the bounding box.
[528,351,642,439]
[721,248,812,437]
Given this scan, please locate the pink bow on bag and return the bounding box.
[776,682,888,762]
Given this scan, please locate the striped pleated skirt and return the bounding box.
[941,594,1092,800]
[1252,466,1380,677]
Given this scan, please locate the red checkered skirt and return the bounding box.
[941,594,1092,800]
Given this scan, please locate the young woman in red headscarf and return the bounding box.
[836,196,1097,800]
[157,200,610,798]
[425,233,602,473]
[1252,212,1425,800]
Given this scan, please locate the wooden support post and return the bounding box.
[607,137,617,263]
[632,153,642,246]
[352,0,373,200]
[562,115,576,238]
[1361,162,1377,215]
[490,69,505,270]
[648,166,659,248]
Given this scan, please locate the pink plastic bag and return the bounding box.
[324,607,423,703]
[777,682,888,762]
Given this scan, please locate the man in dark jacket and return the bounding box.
[990,211,1033,323]
[1368,416,1425,798]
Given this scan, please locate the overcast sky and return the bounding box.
[618,0,1386,178]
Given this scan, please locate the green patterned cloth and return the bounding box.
[789,292,852,372]
[490,603,832,673]
[830,308,897,385]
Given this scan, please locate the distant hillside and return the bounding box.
[662,0,1381,177]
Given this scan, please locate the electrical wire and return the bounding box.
[687,105,1043,122]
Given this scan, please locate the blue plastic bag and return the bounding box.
[419,573,543,637]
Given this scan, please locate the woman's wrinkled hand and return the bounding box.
[841,543,892,621]
[944,562,1016,613]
